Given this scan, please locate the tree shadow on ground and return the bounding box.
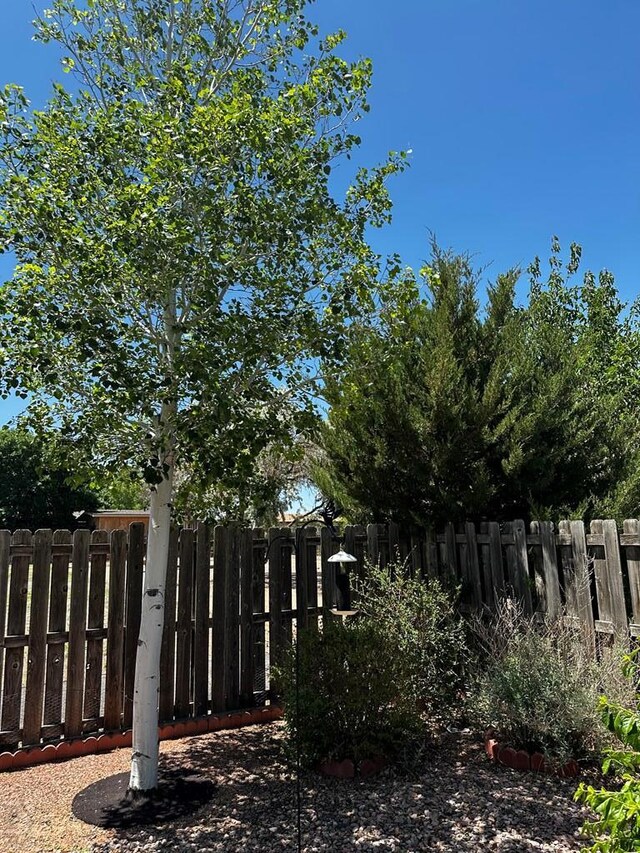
[92,726,590,852]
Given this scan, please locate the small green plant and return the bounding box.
[276,618,423,768]
[355,558,467,721]
[576,651,640,853]
[469,600,627,763]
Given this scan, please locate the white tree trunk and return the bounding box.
[129,462,174,791]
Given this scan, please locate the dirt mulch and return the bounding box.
[0,723,599,853]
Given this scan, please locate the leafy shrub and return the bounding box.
[355,558,467,721]
[576,652,640,853]
[468,600,630,763]
[277,618,423,768]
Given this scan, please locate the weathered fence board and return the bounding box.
[23,529,52,744]
[83,531,108,723]
[295,527,310,631]
[2,531,32,738]
[251,528,266,702]
[0,531,10,718]
[104,529,127,731]
[320,526,337,614]
[267,528,284,696]
[193,523,210,717]
[159,526,179,721]
[225,528,240,711]
[43,530,71,727]
[65,529,90,738]
[624,519,640,629]
[175,527,194,718]
[239,527,255,706]
[123,523,145,729]
[211,525,228,711]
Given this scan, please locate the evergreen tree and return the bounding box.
[317,239,638,524]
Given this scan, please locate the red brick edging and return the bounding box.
[319,756,388,779]
[484,731,579,777]
[0,706,283,772]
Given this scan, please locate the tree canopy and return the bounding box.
[316,239,640,525]
[0,0,404,491]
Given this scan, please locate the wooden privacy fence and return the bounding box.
[0,518,639,749]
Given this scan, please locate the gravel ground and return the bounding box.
[86,723,596,853]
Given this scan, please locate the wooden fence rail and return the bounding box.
[0,518,639,749]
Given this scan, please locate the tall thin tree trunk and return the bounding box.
[129,461,174,791]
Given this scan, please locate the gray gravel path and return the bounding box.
[92,723,594,852]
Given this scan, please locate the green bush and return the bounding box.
[576,652,640,853]
[276,559,466,768]
[468,600,627,763]
[355,559,467,721]
[277,618,423,768]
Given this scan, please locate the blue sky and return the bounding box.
[0,0,638,429]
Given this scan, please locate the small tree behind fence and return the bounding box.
[0,518,639,749]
